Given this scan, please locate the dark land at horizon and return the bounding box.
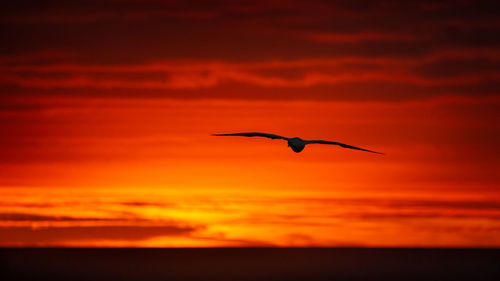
[1,248,499,281]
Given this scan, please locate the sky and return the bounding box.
[0,0,499,247]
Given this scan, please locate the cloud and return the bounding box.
[0,212,115,221]
[1,0,499,66]
[413,58,500,78]
[0,225,199,245]
[302,31,422,43]
[119,201,174,208]
[0,0,224,23]
[1,48,499,101]
[187,234,276,247]
[290,197,500,211]
[0,212,274,246]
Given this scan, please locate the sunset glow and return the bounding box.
[1,0,499,247]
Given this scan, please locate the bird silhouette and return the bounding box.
[212,132,384,154]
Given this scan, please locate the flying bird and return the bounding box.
[212,132,384,154]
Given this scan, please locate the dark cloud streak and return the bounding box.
[1,0,499,102]
[0,225,198,244]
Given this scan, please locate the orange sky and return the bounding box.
[1,0,499,247]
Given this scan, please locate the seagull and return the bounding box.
[212,132,384,154]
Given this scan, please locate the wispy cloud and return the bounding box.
[2,189,499,246]
[0,212,117,221]
[302,31,422,43]
[0,225,199,245]
[2,48,499,100]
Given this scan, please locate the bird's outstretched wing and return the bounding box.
[212,132,288,140]
[305,140,384,155]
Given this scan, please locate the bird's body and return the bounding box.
[212,132,384,154]
[287,137,306,153]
